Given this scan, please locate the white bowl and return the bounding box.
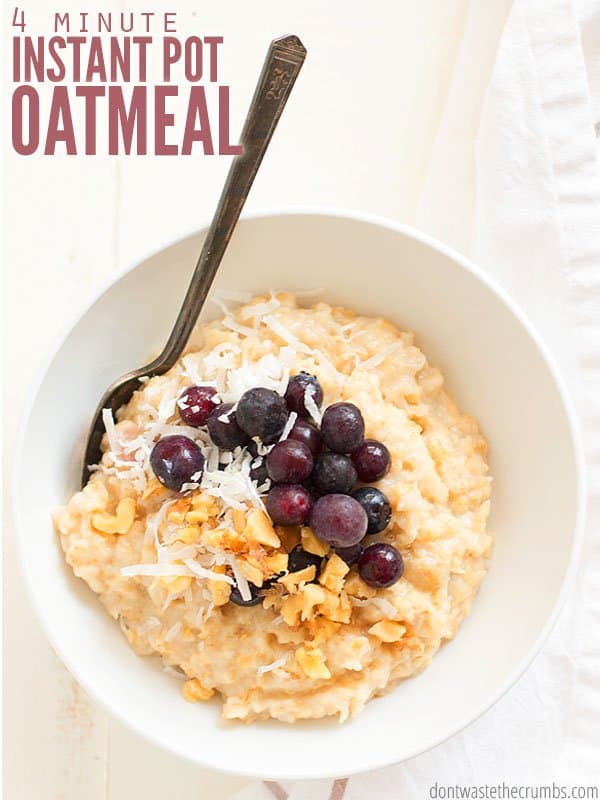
[15,210,584,780]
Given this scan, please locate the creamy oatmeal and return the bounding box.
[54,293,492,723]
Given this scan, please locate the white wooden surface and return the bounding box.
[3,1,507,797]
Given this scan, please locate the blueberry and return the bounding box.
[285,372,324,417]
[334,542,364,566]
[312,452,357,495]
[229,581,263,606]
[352,487,392,534]
[266,439,314,484]
[352,439,391,482]
[287,545,323,575]
[320,402,365,454]
[266,484,313,526]
[207,403,250,450]
[236,388,288,443]
[150,435,204,492]
[309,494,367,548]
[177,385,218,427]
[287,417,323,457]
[358,542,403,588]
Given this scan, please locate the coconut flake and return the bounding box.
[164,621,182,642]
[304,389,322,425]
[200,446,265,510]
[228,556,252,601]
[366,597,400,619]
[279,411,297,442]
[157,394,177,421]
[257,657,287,675]
[144,498,178,554]
[138,616,160,634]
[102,408,120,453]
[243,294,281,319]
[222,317,256,337]
[360,342,401,370]
[183,559,234,584]
[179,482,200,493]
[263,315,311,354]
[181,354,208,386]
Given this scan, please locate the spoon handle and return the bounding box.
[152,34,307,371]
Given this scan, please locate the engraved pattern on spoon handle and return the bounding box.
[150,34,307,371]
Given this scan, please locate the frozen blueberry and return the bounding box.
[236,388,288,443]
[285,372,323,417]
[321,402,365,454]
[352,486,392,534]
[150,435,204,492]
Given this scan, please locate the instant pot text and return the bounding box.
[10,8,243,156]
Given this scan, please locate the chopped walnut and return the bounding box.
[264,552,288,575]
[276,526,301,552]
[344,571,377,599]
[318,553,349,594]
[306,618,341,645]
[296,646,331,679]
[278,565,316,594]
[319,588,352,624]
[231,508,247,533]
[182,677,214,702]
[237,556,264,588]
[174,525,201,545]
[301,526,329,557]
[244,509,281,548]
[208,565,232,606]
[281,582,325,625]
[368,620,406,642]
[92,497,136,535]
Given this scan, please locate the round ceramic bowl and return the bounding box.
[14,210,584,780]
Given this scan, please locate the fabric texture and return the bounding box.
[235,1,600,794]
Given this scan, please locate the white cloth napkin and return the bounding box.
[234,1,600,795]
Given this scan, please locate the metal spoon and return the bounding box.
[81,34,306,487]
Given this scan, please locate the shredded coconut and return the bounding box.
[183,559,234,584]
[263,315,311,354]
[243,294,281,319]
[222,317,256,337]
[279,411,297,441]
[304,389,322,424]
[257,657,287,675]
[361,342,401,370]
[102,408,120,453]
[228,556,252,601]
[164,621,182,642]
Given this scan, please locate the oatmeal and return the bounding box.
[54,293,492,723]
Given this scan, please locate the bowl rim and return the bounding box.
[12,206,587,780]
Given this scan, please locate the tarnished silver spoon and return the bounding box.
[81,34,306,487]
